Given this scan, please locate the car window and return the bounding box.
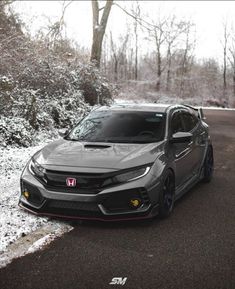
[181,112,199,132]
[66,111,166,143]
[171,112,185,134]
[191,113,199,127]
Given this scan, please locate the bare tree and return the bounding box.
[178,21,195,97]
[113,2,168,88]
[43,1,73,49]
[110,31,129,82]
[165,16,191,91]
[148,18,167,91]
[90,0,113,68]
[228,26,235,105]
[131,1,140,80]
[221,20,229,100]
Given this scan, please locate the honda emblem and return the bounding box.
[66,178,76,187]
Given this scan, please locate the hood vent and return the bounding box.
[84,144,111,149]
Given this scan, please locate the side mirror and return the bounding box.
[58,128,69,137]
[170,132,192,144]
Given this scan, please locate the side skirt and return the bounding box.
[175,173,200,201]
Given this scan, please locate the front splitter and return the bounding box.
[19,202,159,222]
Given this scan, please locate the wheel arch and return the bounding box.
[167,167,175,185]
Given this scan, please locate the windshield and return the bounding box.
[66,110,166,143]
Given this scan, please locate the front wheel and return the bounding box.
[203,145,214,183]
[159,170,175,218]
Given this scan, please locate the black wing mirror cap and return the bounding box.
[58,128,69,137]
[170,132,193,144]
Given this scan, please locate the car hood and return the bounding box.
[35,139,164,171]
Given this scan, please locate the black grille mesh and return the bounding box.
[48,200,99,212]
[44,170,113,193]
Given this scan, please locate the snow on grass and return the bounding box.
[0,222,73,268]
[0,138,73,262]
[27,225,73,254]
[0,144,46,252]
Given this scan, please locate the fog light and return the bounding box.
[129,198,142,209]
[23,191,30,199]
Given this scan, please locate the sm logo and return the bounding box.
[109,277,127,286]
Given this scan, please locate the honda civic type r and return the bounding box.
[19,104,214,221]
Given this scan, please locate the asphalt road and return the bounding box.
[0,109,235,289]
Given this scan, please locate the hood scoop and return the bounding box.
[84,144,111,150]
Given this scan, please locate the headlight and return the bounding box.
[114,166,151,183]
[28,158,45,178]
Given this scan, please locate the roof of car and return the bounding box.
[95,103,188,113]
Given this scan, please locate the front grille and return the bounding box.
[43,170,114,194]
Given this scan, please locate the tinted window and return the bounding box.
[66,110,166,143]
[191,113,199,126]
[181,112,198,132]
[171,112,184,134]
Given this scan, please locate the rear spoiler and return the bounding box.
[183,104,206,120]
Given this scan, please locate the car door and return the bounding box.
[170,110,195,188]
[181,111,206,175]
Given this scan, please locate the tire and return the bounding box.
[159,170,175,218]
[203,145,214,183]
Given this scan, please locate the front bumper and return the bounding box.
[19,166,161,221]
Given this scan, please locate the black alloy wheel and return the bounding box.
[203,145,214,183]
[159,170,175,218]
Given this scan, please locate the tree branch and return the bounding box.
[114,2,153,31]
[100,0,113,29]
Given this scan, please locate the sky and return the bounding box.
[12,1,235,63]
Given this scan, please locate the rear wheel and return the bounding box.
[159,170,175,218]
[203,145,214,183]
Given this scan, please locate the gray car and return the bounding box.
[19,104,214,221]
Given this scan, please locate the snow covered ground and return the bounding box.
[0,139,73,268]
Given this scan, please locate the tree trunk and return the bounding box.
[135,28,138,80]
[222,22,228,100]
[114,58,118,82]
[90,0,113,68]
[233,66,235,106]
[91,32,103,68]
[156,48,161,91]
[223,46,227,94]
[134,14,138,80]
[166,48,172,91]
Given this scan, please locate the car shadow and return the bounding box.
[68,216,156,230]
